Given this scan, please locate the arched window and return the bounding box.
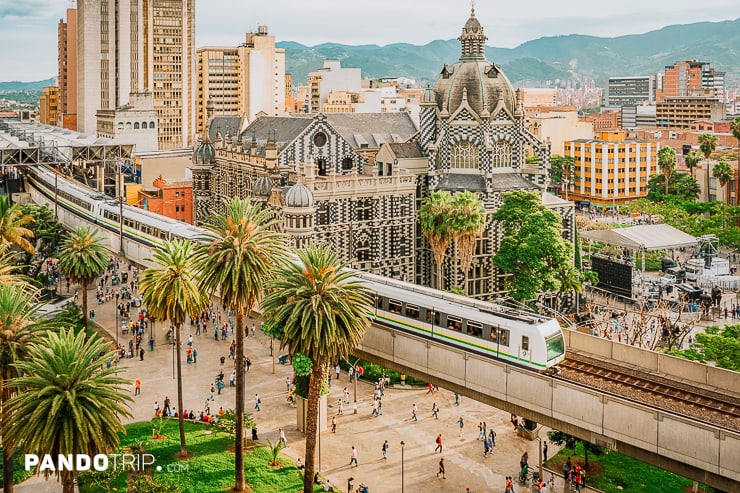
[134,122,140,129]
[149,121,156,128]
[142,122,148,129]
[117,122,124,130]
[125,122,132,130]
[492,140,512,168]
[450,141,478,169]
[341,157,353,171]
[356,239,372,261]
[316,158,327,176]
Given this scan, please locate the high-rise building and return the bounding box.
[77,0,195,150]
[607,76,655,107]
[308,61,361,113]
[195,26,286,134]
[58,7,77,130]
[656,96,726,129]
[657,60,725,102]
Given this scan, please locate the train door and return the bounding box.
[519,335,530,362]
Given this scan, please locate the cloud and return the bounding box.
[0,0,60,19]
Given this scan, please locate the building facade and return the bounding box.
[656,96,726,129]
[308,61,362,113]
[58,7,77,130]
[77,0,196,150]
[607,76,655,107]
[137,176,193,223]
[38,87,60,126]
[564,131,657,207]
[657,60,726,102]
[95,91,159,153]
[195,26,286,134]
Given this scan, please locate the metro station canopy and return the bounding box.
[580,224,697,251]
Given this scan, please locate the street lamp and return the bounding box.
[117,159,125,256]
[400,441,405,493]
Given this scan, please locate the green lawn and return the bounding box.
[79,419,304,493]
[547,442,710,493]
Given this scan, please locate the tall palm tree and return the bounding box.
[449,191,486,294]
[196,198,285,492]
[698,133,718,201]
[0,195,35,255]
[684,151,701,181]
[3,328,131,493]
[730,117,740,206]
[0,284,46,493]
[657,146,677,195]
[57,226,108,328]
[419,191,454,290]
[261,244,372,493]
[139,239,209,457]
[713,161,734,204]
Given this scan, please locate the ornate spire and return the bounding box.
[458,5,487,60]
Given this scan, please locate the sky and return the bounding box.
[0,0,738,82]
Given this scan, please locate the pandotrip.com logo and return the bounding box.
[24,453,188,473]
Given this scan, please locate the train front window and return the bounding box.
[546,332,565,361]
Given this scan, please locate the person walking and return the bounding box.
[543,441,549,462]
[435,434,443,453]
[432,402,439,419]
[454,393,460,406]
[436,458,446,479]
[210,384,215,401]
[134,378,141,396]
[279,428,287,446]
[381,440,389,459]
[163,396,171,415]
[331,416,337,433]
[349,446,358,467]
[337,400,343,415]
[254,393,261,412]
[458,416,465,436]
[139,347,145,361]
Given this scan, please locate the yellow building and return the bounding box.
[564,131,657,207]
[38,86,60,126]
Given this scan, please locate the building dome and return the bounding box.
[284,181,313,208]
[192,136,216,165]
[421,85,436,104]
[430,7,516,117]
[253,176,273,198]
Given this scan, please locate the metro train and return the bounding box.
[24,165,566,371]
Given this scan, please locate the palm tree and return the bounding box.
[0,284,46,493]
[57,226,109,328]
[698,133,718,201]
[449,191,486,294]
[3,328,131,493]
[713,161,734,204]
[139,239,209,457]
[261,244,372,493]
[684,151,701,181]
[0,195,35,255]
[730,117,740,206]
[419,191,454,290]
[196,198,285,492]
[657,146,677,195]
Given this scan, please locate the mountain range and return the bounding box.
[0,78,54,93]
[278,18,740,86]
[4,19,739,90]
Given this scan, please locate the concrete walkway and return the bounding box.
[15,260,575,493]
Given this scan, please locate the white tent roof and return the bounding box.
[580,224,697,251]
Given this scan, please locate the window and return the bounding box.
[426,309,441,326]
[356,199,372,221]
[117,122,124,130]
[450,141,478,169]
[134,122,140,129]
[356,239,371,261]
[316,158,327,176]
[467,321,482,337]
[142,121,148,129]
[522,335,529,351]
[405,304,419,320]
[492,141,512,168]
[341,157,353,171]
[491,326,510,346]
[150,121,156,128]
[388,299,402,314]
[447,316,462,332]
[125,122,132,129]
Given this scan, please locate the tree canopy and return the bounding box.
[492,191,574,301]
[646,171,700,202]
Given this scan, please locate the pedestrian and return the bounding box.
[512,414,519,431]
[454,392,460,406]
[246,357,251,372]
[134,378,141,395]
[543,441,548,462]
[286,376,292,392]
[489,428,496,446]
[483,436,491,457]
[458,416,464,436]
[335,363,341,380]
[163,396,171,415]
[477,422,484,440]
[435,434,443,453]
[331,416,337,433]
[382,440,389,459]
[254,393,261,412]
[432,402,439,419]
[349,446,358,467]
[217,379,224,394]
[353,401,358,414]
[192,347,198,363]
[411,403,418,421]
[139,347,145,361]
[337,400,343,415]
[251,323,256,337]
[210,384,216,401]
[279,428,287,446]
[505,476,514,493]
[188,334,193,347]
[149,337,154,351]
[229,369,236,387]
[436,458,445,479]
[153,401,160,415]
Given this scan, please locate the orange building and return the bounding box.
[137,176,193,224]
[657,60,704,102]
[38,87,59,126]
[579,109,620,132]
[58,7,77,130]
[564,131,657,207]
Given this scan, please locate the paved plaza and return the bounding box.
[14,259,577,493]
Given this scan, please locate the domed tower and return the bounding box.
[282,177,315,249]
[191,133,217,226]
